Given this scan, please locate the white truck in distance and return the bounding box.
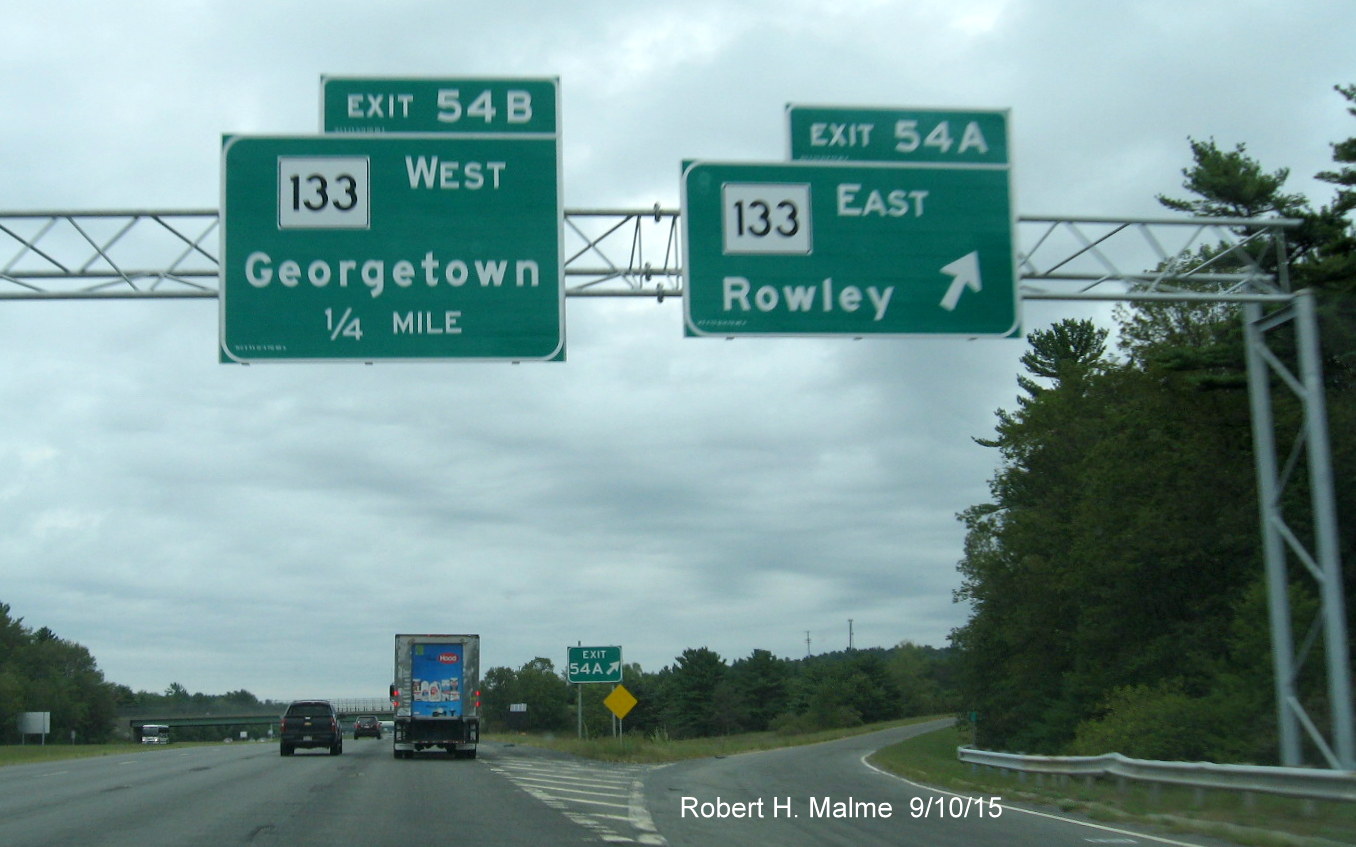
[391,634,480,759]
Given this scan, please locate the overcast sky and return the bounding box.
[2,0,1352,702]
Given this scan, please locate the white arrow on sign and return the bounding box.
[939,251,982,311]
[606,661,620,676]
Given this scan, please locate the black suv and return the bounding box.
[353,715,383,739]
[279,700,343,756]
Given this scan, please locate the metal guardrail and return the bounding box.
[958,746,1356,803]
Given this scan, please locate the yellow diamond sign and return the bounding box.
[603,684,638,720]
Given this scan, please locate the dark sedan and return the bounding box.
[353,715,383,739]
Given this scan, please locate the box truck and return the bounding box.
[391,634,480,759]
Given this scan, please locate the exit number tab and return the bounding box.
[787,105,1010,166]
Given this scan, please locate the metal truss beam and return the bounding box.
[0,209,1296,302]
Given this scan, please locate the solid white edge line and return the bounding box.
[860,752,1215,847]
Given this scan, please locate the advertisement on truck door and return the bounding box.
[412,643,463,717]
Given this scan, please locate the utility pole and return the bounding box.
[848,619,854,650]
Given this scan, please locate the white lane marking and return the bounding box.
[489,758,668,845]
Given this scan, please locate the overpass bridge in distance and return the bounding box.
[126,698,393,732]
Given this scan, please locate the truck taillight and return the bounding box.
[474,690,481,708]
[390,684,400,707]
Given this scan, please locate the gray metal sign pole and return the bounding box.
[1246,293,1355,768]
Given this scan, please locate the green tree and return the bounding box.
[10,626,119,742]
[1016,318,1108,395]
[1157,138,1308,220]
[0,604,29,739]
[798,673,863,731]
[725,649,790,732]
[839,651,901,724]
[515,657,570,731]
[480,665,517,730]
[164,682,190,706]
[953,86,1356,759]
[482,658,570,732]
[659,648,728,738]
[954,319,1114,751]
[887,642,956,716]
[220,689,260,707]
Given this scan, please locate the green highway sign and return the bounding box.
[321,76,559,135]
[682,160,1017,337]
[220,133,563,362]
[787,105,1009,165]
[567,645,622,684]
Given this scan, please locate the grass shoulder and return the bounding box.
[0,741,234,768]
